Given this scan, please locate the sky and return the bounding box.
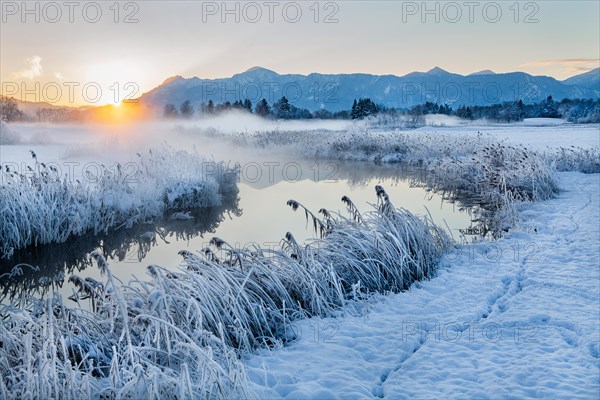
[1,0,599,106]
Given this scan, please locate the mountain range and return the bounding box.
[138,67,600,112]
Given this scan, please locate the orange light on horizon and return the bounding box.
[87,102,151,124]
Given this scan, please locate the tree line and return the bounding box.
[400,96,600,123]
[1,94,598,124]
[163,95,599,123]
[163,97,326,120]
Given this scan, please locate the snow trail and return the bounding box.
[245,171,600,399]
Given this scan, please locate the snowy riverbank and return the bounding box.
[245,171,600,399]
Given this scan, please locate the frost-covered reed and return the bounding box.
[0,265,248,399]
[0,193,242,304]
[1,186,449,398]
[544,145,600,174]
[158,187,449,350]
[423,142,559,237]
[0,146,238,258]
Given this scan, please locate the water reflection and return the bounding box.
[236,160,430,191]
[1,161,475,304]
[0,193,241,302]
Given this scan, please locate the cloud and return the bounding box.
[519,58,599,78]
[55,72,65,81]
[520,58,599,69]
[13,56,44,80]
[563,66,597,74]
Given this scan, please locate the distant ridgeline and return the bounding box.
[140,66,599,122]
[1,67,599,123]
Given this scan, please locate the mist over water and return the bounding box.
[1,113,356,167]
[9,112,593,304]
[1,115,474,304]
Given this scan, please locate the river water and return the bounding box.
[0,160,472,304]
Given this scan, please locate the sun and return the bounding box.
[89,101,149,124]
[84,61,144,106]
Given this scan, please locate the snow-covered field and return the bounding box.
[413,122,600,151]
[244,171,600,399]
[231,121,600,398]
[1,119,599,399]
